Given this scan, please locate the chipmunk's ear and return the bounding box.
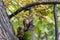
[23,17,33,32]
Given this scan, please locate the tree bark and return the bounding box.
[0,0,19,40]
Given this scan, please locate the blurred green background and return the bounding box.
[3,0,60,40]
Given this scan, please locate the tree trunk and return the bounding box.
[0,0,19,40]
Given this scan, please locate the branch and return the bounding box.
[9,1,60,19]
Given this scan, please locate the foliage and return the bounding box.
[3,0,60,40]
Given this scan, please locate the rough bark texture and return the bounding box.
[0,0,19,40]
